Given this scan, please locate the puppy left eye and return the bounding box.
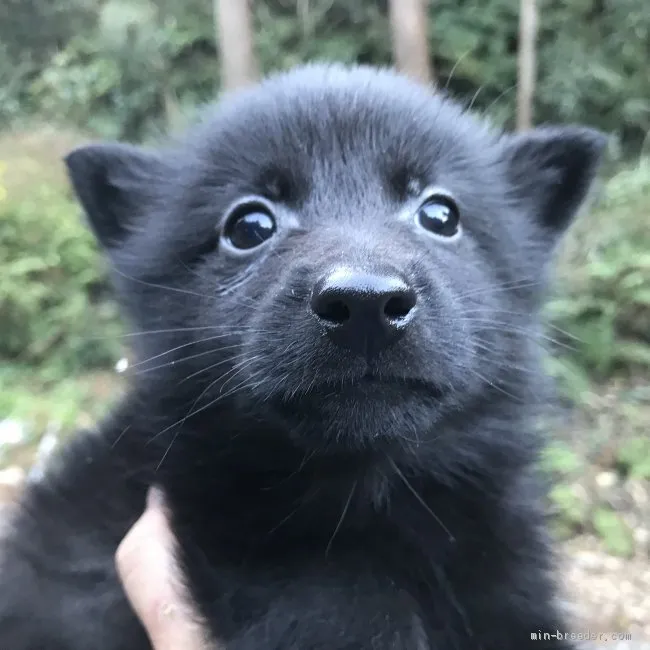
[223,205,277,250]
[416,195,460,238]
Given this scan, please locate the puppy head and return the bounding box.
[65,64,606,458]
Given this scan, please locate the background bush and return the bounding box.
[546,160,650,398]
[0,128,122,377]
[1,1,648,150]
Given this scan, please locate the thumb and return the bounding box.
[115,487,215,650]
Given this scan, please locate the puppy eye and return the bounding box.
[416,195,460,238]
[223,204,276,250]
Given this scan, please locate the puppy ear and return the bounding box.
[502,126,607,235]
[64,143,167,250]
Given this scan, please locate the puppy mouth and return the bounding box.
[259,371,449,452]
[355,373,432,389]
[285,372,446,402]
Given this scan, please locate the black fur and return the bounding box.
[0,64,606,649]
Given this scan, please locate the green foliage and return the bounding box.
[0,0,97,65]
[541,443,585,477]
[1,0,648,147]
[543,442,589,538]
[546,160,650,385]
[537,0,650,151]
[618,437,650,480]
[433,0,650,144]
[26,0,215,141]
[0,187,122,374]
[0,129,122,374]
[549,484,589,539]
[0,366,123,459]
[0,43,32,126]
[592,507,635,558]
[253,1,391,73]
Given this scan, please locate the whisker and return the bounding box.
[218,356,263,395]
[265,489,321,537]
[134,344,247,376]
[465,367,523,402]
[155,428,183,471]
[444,49,472,91]
[262,372,292,403]
[179,355,261,425]
[459,307,582,342]
[325,481,357,556]
[110,425,131,449]
[87,324,261,342]
[111,266,213,299]
[481,83,518,116]
[129,335,246,369]
[172,253,217,285]
[179,351,263,384]
[458,341,540,375]
[146,357,262,447]
[387,458,455,543]
[467,84,484,112]
[186,370,267,422]
[456,278,541,300]
[461,320,576,351]
[151,368,267,465]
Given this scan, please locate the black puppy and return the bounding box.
[0,64,605,649]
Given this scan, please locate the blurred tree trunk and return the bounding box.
[516,0,538,130]
[163,87,184,132]
[388,0,434,85]
[153,3,183,132]
[214,0,259,90]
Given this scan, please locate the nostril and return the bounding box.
[384,292,416,321]
[315,298,350,324]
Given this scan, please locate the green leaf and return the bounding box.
[541,443,584,476]
[592,508,635,558]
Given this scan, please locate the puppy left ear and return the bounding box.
[502,126,608,234]
[64,142,168,251]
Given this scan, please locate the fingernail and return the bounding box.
[146,485,166,511]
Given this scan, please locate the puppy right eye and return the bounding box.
[416,194,461,239]
[223,204,277,250]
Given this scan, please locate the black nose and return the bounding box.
[310,267,417,355]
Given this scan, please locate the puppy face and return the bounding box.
[65,64,605,456]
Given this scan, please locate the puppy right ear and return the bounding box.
[64,143,167,250]
[501,126,607,237]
